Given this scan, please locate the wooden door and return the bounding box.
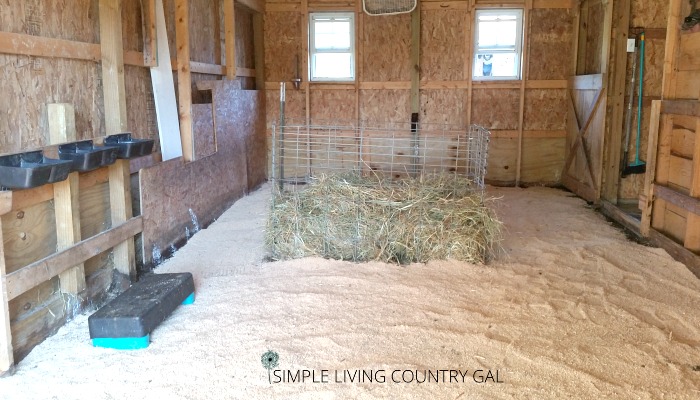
[562,0,613,202]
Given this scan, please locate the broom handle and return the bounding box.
[635,32,645,163]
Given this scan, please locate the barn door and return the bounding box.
[562,0,613,202]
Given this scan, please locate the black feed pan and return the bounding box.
[0,151,57,189]
[21,151,74,183]
[59,140,119,172]
[105,133,155,159]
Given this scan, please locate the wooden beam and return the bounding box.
[0,31,100,61]
[516,1,533,186]
[48,104,86,299]
[410,3,421,116]
[224,0,236,80]
[141,0,157,67]
[532,0,574,8]
[176,0,194,162]
[684,113,700,250]
[655,184,700,217]
[99,0,128,134]
[0,219,14,376]
[6,217,143,301]
[661,100,700,117]
[253,13,266,90]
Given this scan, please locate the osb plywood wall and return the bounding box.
[0,0,260,362]
[616,0,669,200]
[263,0,575,185]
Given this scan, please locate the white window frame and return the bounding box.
[309,12,355,82]
[473,9,524,81]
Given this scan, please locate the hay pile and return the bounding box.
[266,174,501,264]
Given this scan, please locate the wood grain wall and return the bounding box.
[263,0,575,185]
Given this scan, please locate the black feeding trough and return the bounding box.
[58,140,119,172]
[105,133,155,159]
[0,151,73,189]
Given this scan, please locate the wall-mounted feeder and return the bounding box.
[105,133,155,159]
[0,151,72,189]
[59,140,119,172]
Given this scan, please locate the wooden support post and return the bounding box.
[48,104,86,306]
[253,13,265,90]
[109,160,135,287]
[640,100,662,236]
[683,116,700,250]
[141,0,157,67]
[224,0,236,80]
[0,219,14,377]
[602,0,631,202]
[302,0,310,125]
[100,0,136,287]
[516,2,532,186]
[99,0,128,134]
[176,0,194,162]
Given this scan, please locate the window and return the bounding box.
[473,9,524,80]
[309,13,355,81]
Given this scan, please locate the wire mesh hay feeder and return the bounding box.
[266,121,500,264]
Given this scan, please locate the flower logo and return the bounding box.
[261,350,279,383]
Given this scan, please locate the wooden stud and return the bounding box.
[47,104,86,299]
[99,0,128,134]
[253,13,266,90]
[224,0,237,80]
[0,220,13,376]
[176,0,194,162]
[141,0,157,67]
[465,5,474,126]
[410,3,421,116]
[0,31,101,62]
[109,159,136,286]
[302,0,310,125]
[516,1,532,186]
[602,0,631,203]
[640,101,662,236]
[683,116,700,250]
[662,0,682,98]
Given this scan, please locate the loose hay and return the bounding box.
[266,174,502,264]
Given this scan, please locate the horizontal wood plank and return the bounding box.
[662,100,700,117]
[0,31,100,61]
[6,216,143,301]
[654,184,700,217]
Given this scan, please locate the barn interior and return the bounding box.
[0,0,699,398]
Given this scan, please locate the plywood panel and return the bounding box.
[0,55,104,154]
[309,90,356,122]
[264,12,302,82]
[630,0,669,29]
[485,137,517,184]
[582,1,605,75]
[10,292,65,362]
[471,89,520,130]
[125,65,159,146]
[362,13,411,82]
[420,9,467,82]
[528,8,574,80]
[670,126,695,159]
[420,89,468,126]
[0,0,99,43]
[122,0,145,52]
[235,5,256,70]
[193,104,217,159]
[189,0,221,64]
[524,89,568,130]
[1,202,56,274]
[359,90,411,123]
[521,138,565,183]
[141,87,264,265]
[265,88,307,128]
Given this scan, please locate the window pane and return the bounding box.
[473,53,517,78]
[477,20,517,48]
[314,20,351,50]
[313,53,353,79]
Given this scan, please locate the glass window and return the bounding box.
[473,9,524,80]
[309,13,355,81]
